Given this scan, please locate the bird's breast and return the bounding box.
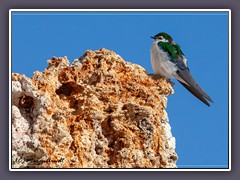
[150,42,178,79]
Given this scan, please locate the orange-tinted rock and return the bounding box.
[11,48,177,168]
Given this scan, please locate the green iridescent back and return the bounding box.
[158,42,184,61]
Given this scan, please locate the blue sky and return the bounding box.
[11,10,229,168]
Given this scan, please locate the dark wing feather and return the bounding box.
[174,57,213,106]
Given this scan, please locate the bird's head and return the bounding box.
[151,32,174,43]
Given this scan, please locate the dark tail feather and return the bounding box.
[178,81,211,106]
[177,68,213,106]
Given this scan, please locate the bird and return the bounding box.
[150,32,213,106]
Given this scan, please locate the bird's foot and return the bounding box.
[168,79,175,86]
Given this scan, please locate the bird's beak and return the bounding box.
[150,36,155,39]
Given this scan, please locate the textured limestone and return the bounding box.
[11,48,177,168]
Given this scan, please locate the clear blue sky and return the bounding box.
[11,10,229,168]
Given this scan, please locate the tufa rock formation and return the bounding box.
[11,48,178,168]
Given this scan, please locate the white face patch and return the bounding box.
[157,36,169,43]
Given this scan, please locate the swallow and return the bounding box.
[150,32,213,106]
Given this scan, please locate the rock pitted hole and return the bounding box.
[56,83,75,98]
[69,99,79,109]
[18,95,34,112]
[170,154,178,161]
[88,72,101,85]
[105,106,114,114]
[139,118,153,132]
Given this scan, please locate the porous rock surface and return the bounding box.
[11,48,177,168]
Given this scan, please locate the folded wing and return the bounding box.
[175,57,213,106]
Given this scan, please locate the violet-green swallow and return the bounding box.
[150,32,213,106]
